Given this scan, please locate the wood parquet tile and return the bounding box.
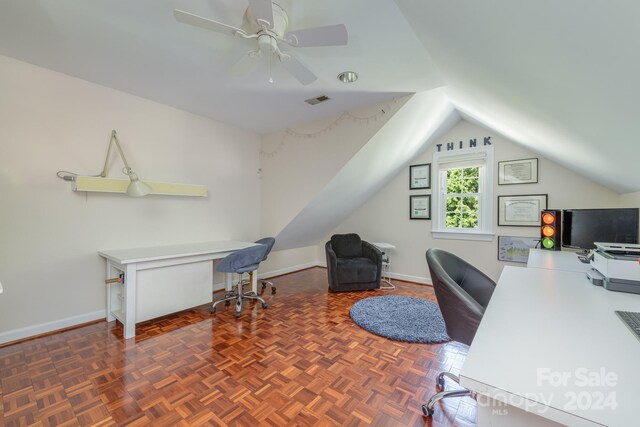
[0,267,475,426]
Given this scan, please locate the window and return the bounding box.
[431,147,494,240]
[445,167,479,229]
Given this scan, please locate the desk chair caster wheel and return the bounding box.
[225,300,231,307]
[261,302,268,309]
[209,306,216,314]
[261,281,276,294]
[234,311,241,318]
[421,404,434,417]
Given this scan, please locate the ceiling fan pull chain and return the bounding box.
[269,49,274,83]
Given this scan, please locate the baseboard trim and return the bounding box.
[310,262,432,285]
[387,272,432,285]
[261,261,324,279]
[0,263,427,345]
[213,261,324,291]
[0,310,106,345]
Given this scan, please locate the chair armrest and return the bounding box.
[362,241,383,283]
[325,241,338,286]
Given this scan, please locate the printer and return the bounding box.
[587,242,640,294]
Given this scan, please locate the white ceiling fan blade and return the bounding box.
[173,9,248,38]
[284,24,348,47]
[279,53,317,85]
[247,0,274,29]
[230,51,260,76]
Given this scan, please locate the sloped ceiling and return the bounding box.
[0,0,442,134]
[275,89,459,250]
[0,1,638,193]
[395,0,640,193]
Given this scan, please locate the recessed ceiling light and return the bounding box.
[337,71,358,83]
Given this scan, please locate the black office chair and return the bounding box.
[211,244,269,317]
[422,248,496,417]
[255,237,277,294]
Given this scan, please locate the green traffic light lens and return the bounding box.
[542,237,555,249]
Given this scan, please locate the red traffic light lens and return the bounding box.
[542,213,555,225]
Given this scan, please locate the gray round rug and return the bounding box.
[350,296,450,343]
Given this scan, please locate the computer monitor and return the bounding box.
[562,208,639,250]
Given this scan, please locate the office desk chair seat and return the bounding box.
[211,244,270,317]
[422,248,496,417]
[255,237,276,294]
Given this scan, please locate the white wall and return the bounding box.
[621,192,640,208]
[0,55,261,340]
[259,97,408,273]
[325,120,625,282]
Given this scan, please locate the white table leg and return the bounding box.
[251,270,258,295]
[380,253,395,289]
[106,260,115,322]
[225,272,233,292]
[123,263,137,339]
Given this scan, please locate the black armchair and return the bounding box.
[422,248,496,417]
[325,233,382,292]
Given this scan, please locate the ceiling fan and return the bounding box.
[173,0,348,85]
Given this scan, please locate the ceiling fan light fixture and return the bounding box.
[174,2,348,86]
[338,71,358,83]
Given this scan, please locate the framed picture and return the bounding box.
[498,236,540,263]
[497,194,548,227]
[498,158,538,185]
[410,163,431,189]
[410,195,431,220]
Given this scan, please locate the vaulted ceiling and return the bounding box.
[1,0,639,193]
[396,0,640,193]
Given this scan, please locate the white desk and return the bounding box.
[460,264,640,426]
[371,242,395,289]
[99,240,256,339]
[527,248,592,273]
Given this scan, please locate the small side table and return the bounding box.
[371,242,395,290]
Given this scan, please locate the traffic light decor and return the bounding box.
[541,210,562,250]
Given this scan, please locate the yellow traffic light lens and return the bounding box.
[542,225,555,237]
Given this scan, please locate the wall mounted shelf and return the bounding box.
[73,176,207,197]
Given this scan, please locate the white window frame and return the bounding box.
[431,146,494,241]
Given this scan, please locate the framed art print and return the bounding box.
[410,163,431,190]
[410,195,431,219]
[497,194,548,226]
[498,158,538,185]
[498,236,540,262]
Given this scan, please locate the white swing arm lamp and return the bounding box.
[56,130,207,197]
[100,130,152,197]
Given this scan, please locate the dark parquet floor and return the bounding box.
[0,267,475,427]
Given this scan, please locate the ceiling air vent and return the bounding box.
[305,95,330,105]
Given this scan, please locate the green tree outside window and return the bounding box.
[445,167,479,229]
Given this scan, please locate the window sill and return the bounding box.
[431,230,495,242]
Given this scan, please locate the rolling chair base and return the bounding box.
[422,372,476,417]
[210,273,268,317]
[239,275,276,295]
